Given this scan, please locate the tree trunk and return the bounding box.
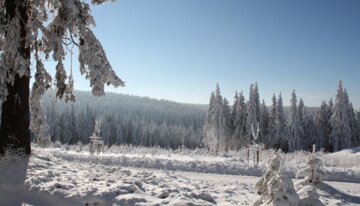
[0,0,31,155]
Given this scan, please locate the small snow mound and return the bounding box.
[335,147,360,155]
[115,194,147,205]
[298,186,324,206]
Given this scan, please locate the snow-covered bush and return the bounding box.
[266,173,300,206]
[254,151,300,206]
[255,152,281,197]
[296,155,326,187]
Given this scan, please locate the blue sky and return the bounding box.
[68,0,360,107]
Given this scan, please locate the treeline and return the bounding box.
[203,81,360,153]
[42,91,206,149]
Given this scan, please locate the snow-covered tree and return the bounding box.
[356,111,360,147]
[267,94,278,149]
[231,91,239,131]
[254,152,300,206]
[296,155,326,187]
[259,99,270,144]
[203,84,230,153]
[0,0,124,155]
[222,98,232,152]
[298,98,305,124]
[302,110,318,151]
[255,152,281,198]
[276,93,287,151]
[286,90,303,152]
[246,84,260,144]
[232,91,247,150]
[265,173,300,206]
[348,102,359,147]
[330,81,352,151]
[90,118,103,155]
[316,101,331,152]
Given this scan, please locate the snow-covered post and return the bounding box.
[247,146,250,163]
[312,144,316,153]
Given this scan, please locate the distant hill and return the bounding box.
[42,90,207,149]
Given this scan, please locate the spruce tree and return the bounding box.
[316,101,331,151]
[232,91,247,150]
[298,98,305,124]
[0,0,124,155]
[203,84,230,153]
[330,81,352,151]
[259,100,270,145]
[302,109,317,151]
[348,102,359,147]
[276,93,287,151]
[246,84,259,145]
[222,98,232,152]
[268,94,278,149]
[286,90,303,152]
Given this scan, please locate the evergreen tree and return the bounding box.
[330,81,352,151]
[254,83,261,120]
[259,100,270,145]
[222,98,232,152]
[276,93,287,151]
[286,90,303,152]
[302,109,317,151]
[348,102,359,147]
[316,101,331,151]
[0,0,124,155]
[268,94,278,149]
[298,98,305,124]
[231,91,239,131]
[356,111,360,147]
[246,84,259,145]
[232,91,247,150]
[203,84,230,153]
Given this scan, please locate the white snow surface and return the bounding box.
[0,145,360,205]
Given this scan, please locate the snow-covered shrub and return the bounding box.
[254,151,300,206]
[296,155,326,187]
[255,152,281,197]
[266,173,300,206]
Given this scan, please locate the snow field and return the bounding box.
[0,146,359,205]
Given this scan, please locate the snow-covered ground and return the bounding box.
[0,145,359,205]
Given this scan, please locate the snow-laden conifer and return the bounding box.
[0,0,124,154]
[254,152,300,206]
[286,90,303,152]
[259,99,270,144]
[296,155,326,187]
[232,91,247,150]
[268,94,278,149]
[203,84,230,153]
[276,93,287,151]
[246,84,259,145]
[316,101,331,151]
[255,152,281,198]
[330,81,352,151]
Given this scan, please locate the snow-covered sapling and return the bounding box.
[255,152,281,199]
[254,152,300,206]
[266,173,300,206]
[296,155,326,187]
[90,119,104,155]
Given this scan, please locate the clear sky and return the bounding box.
[68,0,360,108]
